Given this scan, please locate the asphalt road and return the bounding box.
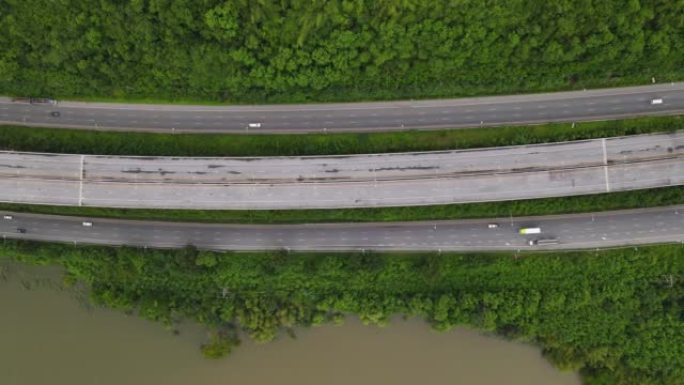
[1,207,682,251]
[0,132,682,209]
[2,83,684,133]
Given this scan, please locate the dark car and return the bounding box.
[29,98,57,105]
[16,228,27,233]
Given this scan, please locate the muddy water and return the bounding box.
[0,264,580,385]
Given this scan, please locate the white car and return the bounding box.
[650,98,663,105]
[82,221,93,227]
[3,215,13,220]
[248,122,262,128]
[487,223,499,229]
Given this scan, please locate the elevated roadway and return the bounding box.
[1,83,684,133]
[1,207,682,251]
[0,132,682,209]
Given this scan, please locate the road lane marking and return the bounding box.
[78,155,85,206]
[602,138,610,192]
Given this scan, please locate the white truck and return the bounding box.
[528,238,560,246]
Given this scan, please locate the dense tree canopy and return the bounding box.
[0,0,682,102]
[5,241,684,385]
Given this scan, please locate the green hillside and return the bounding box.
[1,0,682,102]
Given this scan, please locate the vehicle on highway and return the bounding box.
[651,98,663,105]
[15,228,27,233]
[518,227,541,235]
[82,221,93,227]
[487,223,499,229]
[3,215,13,220]
[248,122,262,128]
[29,98,57,105]
[528,238,560,246]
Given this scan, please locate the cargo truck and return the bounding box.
[528,238,560,246]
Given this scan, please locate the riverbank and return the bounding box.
[4,241,682,385]
[0,263,579,385]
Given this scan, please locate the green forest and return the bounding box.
[4,241,683,385]
[1,0,682,103]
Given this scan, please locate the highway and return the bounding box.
[1,83,684,133]
[0,132,682,209]
[1,207,682,251]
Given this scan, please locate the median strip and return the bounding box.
[0,115,681,157]
[0,186,682,224]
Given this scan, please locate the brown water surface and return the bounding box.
[0,263,580,385]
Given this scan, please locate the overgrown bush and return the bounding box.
[1,0,682,102]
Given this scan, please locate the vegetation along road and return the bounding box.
[1,206,682,251]
[1,83,683,133]
[2,2,683,385]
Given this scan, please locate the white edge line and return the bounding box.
[602,138,610,192]
[78,155,85,206]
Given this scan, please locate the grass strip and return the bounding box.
[1,186,682,224]
[0,115,681,157]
